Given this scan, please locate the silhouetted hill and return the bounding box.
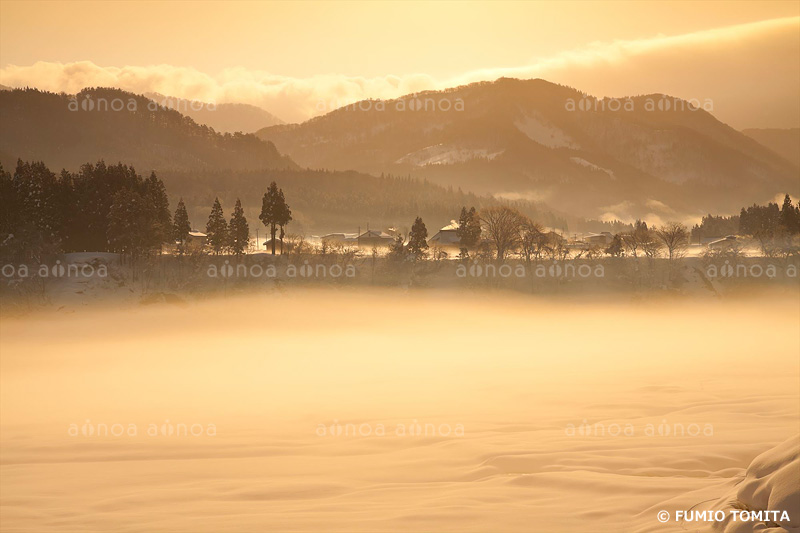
[0,87,296,173]
[258,78,799,221]
[145,92,284,133]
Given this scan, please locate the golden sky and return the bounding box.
[1,0,799,127]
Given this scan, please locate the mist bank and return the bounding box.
[1,289,797,532]
[2,252,798,316]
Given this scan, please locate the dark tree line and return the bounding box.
[199,197,253,256]
[0,159,171,260]
[691,194,800,242]
[0,159,299,260]
[739,195,800,237]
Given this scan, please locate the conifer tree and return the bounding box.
[387,233,406,260]
[143,171,171,246]
[228,198,250,256]
[407,217,429,257]
[277,189,292,254]
[780,194,799,234]
[259,181,291,255]
[456,206,481,257]
[173,199,191,253]
[108,189,149,258]
[206,198,228,255]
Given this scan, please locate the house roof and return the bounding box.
[188,231,207,237]
[439,220,459,231]
[358,230,393,239]
[429,229,461,243]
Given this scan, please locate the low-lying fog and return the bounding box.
[1,290,798,532]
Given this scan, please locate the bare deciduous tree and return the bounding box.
[655,222,689,261]
[518,217,544,265]
[543,232,570,260]
[622,220,660,259]
[479,206,525,261]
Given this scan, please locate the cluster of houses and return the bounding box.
[183,224,582,253]
[183,223,740,254]
[320,222,572,251]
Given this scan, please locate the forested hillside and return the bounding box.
[0,88,295,172]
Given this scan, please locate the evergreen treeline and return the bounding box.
[691,194,800,242]
[740,195,800,236]
[0,159,171,260]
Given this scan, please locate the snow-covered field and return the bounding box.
[1,290,798,532]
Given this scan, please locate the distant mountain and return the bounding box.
[0,84,11,91]
[145,92,284,133]
[257,78,799,221]
[0,87,296,173]
[742,128,800,168]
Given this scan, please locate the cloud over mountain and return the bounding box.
[1,17,797,127]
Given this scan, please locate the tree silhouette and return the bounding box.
[108,189,149,258]
[228,198,250,256]
[259,181,291,255]
[277,189,292,254]
[143,171,171,246]
[456,206,481,257]
[780,194,800,234]
[173,198,191,252]
[205,198,228,255]
[479,206,524,261]
[407,217,429,257]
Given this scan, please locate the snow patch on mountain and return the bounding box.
[569,156,616,179]
[396,144,504,166]
[514,112,579,149]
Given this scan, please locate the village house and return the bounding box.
[428,221,460,247]
[357,229,395,247]
[321,233,358,245]
[187,231,207,251]
[584,232,613,246]
[707,235,738,250]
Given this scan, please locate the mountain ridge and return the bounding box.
[144,91,284,133]
[257,77,799,221]
[0,87,296,173]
